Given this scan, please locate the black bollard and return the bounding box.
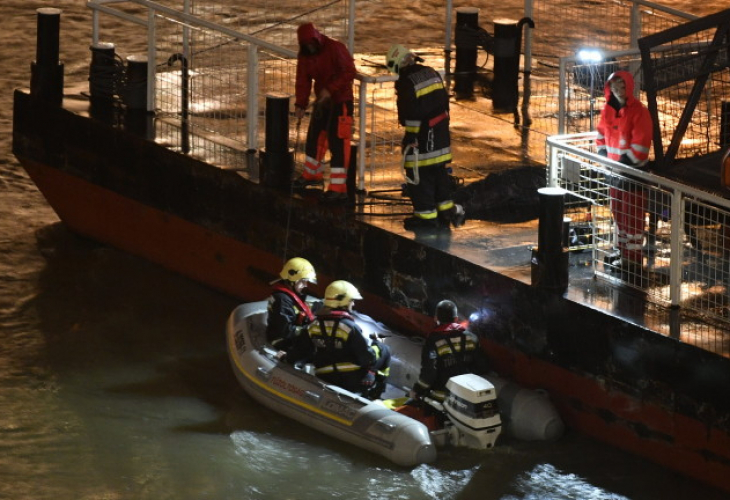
[259,93,294,189]
[123,54,148,111]
[492,17,534,121]
[492,18,520,114]
[30,8,64,106]
[89,42,118,103]
[453,7,479,99]
[531,187,569,292]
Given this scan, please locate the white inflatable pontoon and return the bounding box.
[226,301,563,466]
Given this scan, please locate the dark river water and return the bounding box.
[1,209,727,499]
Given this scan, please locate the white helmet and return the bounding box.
[279,257,317,284]
[385,44,412,74]
[324,280,362,308]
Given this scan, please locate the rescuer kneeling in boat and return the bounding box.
[287,280,391,399]
[266,257,320,352]
[396,300,488,428]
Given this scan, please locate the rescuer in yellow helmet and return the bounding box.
[266,257,318,351]
[288,280,391,399]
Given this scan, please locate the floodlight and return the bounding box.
[577,49,603,63]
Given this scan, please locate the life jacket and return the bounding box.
[309,310,372,375]
[271,282,314,325]
[415,323,479,401]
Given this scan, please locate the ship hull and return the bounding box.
[12,89,730,493]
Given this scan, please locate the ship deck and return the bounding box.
[300,101,730,360]
[61,83,730,359]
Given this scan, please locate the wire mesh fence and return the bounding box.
[549,132,730,322]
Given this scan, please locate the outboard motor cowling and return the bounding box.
[443,374,502,449]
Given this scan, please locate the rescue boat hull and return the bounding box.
[225,301,437,466]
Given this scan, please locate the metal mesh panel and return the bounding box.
[529,0,696,136]
[644,33,730,159]
[550,134,730,323]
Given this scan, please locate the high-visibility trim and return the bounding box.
[413,210,438,219]
[414,80,445,98]
[437,200,454,211]
[316,362,362,374]
[404,149,452,168]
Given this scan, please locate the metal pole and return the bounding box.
[669,190,683,307]
[147,8,156,112]
[247,44,259,150]
[358,80,368,192]
[558,57,567,134]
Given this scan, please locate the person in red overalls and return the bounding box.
[596,71,653,276]
[293,23,356,203]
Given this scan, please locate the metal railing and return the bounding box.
[548,132,730,320]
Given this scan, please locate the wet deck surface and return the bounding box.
[324,100,730,359]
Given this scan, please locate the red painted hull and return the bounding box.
[19,156,730,493]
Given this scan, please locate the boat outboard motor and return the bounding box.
[441,374,502,449]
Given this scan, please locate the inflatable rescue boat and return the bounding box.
[226,301,563,466]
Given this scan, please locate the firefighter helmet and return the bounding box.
[436,300,458,324]
[323,280,362,308]
[385,44,411,74]
[279,257,317,284]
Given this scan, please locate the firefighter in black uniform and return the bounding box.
[266,257,318,352]
[386,44,465,230]
[288,280,391,399]
[412,300,487,402]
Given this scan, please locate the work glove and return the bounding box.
[362,370,376,387]
[597,148,608,157]
[402,133,418,150]
[619,153,634,166]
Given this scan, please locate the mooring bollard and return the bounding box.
[30,7,64,106]
[89,42,118,103]
[531,187,569,292]
[453,7,480,100]
[492,17,534,121]
[259,93,294,189]
[123,54,148,111]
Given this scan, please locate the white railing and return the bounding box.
[548,132,730,320]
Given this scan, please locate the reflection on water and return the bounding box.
[0,223,726,500]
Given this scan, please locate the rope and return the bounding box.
[283,116,302,263]
[89,52,125,100]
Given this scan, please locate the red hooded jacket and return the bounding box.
[596,70,653,167]
[295,23,356,110]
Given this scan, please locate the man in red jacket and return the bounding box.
[293,23,356,203]
[596,71,653,278]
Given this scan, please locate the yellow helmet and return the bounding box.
[324,280,362,308]
[279,257,317,284]
[385,44,411,74]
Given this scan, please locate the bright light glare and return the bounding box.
[577,49,603,63]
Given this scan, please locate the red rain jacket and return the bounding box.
[596,70,653,167]
[295,23,356,110]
